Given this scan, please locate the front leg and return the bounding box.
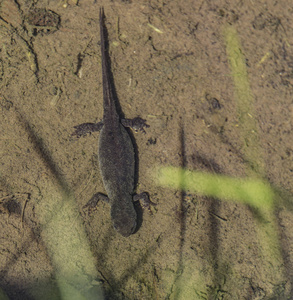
[121,117,149,133]
[72,122,103,138]
[133,192,156,214]
[83,192,109,211]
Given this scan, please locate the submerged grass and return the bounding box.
[157,167,274,211]
[223,24,283,282]
[154,24,287,298]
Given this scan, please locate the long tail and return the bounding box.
[99,7,116,117]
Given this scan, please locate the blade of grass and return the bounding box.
[224,25,264,177]
[157,166,273,210]
[223,24,283,282]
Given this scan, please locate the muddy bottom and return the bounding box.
[1,0,293,299]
